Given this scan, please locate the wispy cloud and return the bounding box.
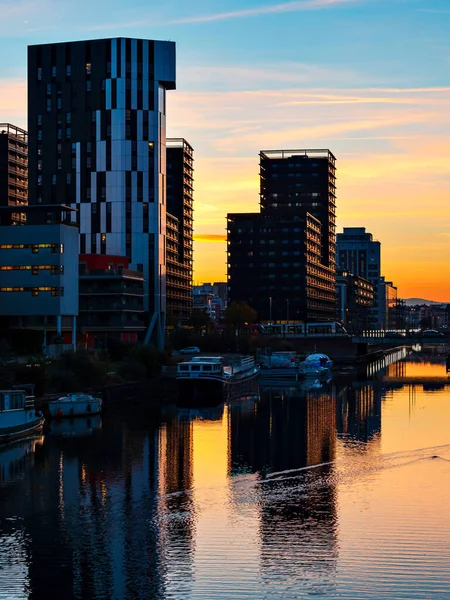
[171,0,360,24]
[194,234,227,243]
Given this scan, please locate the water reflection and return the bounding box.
[1,351,450,599]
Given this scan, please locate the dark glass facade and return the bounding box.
[27,37,176,349]
[0,124,28,225]
[227,212,335,322]
[166,138,194,325]
[227,149,337,323]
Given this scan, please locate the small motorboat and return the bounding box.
[299,353,333,377]
[47,392,102,418]
[259,352,298,369]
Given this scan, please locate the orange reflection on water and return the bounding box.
[386,360,449,379]
[190,405,261,594]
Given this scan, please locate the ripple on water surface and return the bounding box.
[0,355,450,599]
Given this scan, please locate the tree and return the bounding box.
[224,301,257,329]
[189,308,212,332]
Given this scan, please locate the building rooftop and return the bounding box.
[167,138,194,153]
[0,123,28,142]
[260,149,336,163]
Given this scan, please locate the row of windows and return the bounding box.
[0,265,64,274]
[0,243,64,253]
[0,287,64,296]
[271,173,320,179]
[270,192,321,198]
[269,162,322,168]
[37,59,156,81]
[37,65,72,80]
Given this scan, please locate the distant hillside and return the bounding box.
[404,298,449,306]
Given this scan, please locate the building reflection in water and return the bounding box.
[0,381,397,600]
[157,411,195,598]
[229,387,339,597]
[337,384,382,445]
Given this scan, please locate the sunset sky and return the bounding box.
[1,0,449,300]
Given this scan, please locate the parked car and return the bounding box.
[179,346,201,355]
[421,330,444,337]
[385,332,406,338]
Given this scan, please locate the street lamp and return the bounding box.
[269,297,272,325]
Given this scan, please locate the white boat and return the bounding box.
[47,392,102,418]
[299,353,333,376]
[177,356,260,407]
[259,351,298,369]
[0,389,45,444]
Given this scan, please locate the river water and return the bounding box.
[1,348,450,599]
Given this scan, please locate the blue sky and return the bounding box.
[1,0,450,297]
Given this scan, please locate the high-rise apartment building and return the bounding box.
[27,38,176,348]
[166,138,194,325]
[260,149,336,268]
[227,149,337,323]
[0,124,28,225]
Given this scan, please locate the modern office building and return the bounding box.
[336,227,387,328]
[0,123,28,225]
[78,254,145,348]
[166,138,194,325]
[336,228,381,283]
[27,37,176,349]
[227,149,337,322]
[0,223,78,345]
[336,269,375,333]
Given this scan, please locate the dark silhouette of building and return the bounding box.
[166,138,194,325]
[336,269,375,333]
[260,149,336,268]
[336,227,382,328]
[227,149,337,322]
[78,254,145,348]
[0,123,28,225]
[27,37,176,349]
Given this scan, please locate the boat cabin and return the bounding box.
[177,358,224,378]
[0,390,28,412]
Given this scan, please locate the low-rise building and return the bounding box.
[378,277,398,330]
[78,255,145,349]
[336,270,375,333]
[193,282,228,322]
[0,223,79,346]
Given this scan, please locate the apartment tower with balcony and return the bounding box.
[228,149,337,323]
[166,138,194,325]
[0,124,28,225]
